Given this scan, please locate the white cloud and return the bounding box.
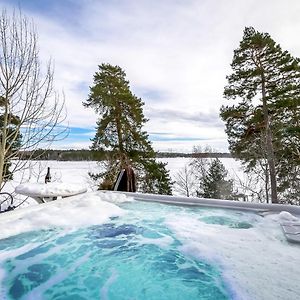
[2,0,300,151]
[152,139,229,153]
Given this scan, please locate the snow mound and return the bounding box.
[0,191,132,240]
[99,191,135,203]
[278,211,299,222]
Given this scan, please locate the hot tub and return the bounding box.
[0,192,299,300]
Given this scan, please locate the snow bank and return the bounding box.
[0,192,132,240]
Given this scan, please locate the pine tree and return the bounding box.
[197,159,234,200]
[84,64,172,194]
[139,160,173,195]
[220,27,300,204]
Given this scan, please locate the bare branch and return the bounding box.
[0,9,67,190]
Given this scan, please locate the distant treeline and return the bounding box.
[20,149,105,161]
[19,149,232,161]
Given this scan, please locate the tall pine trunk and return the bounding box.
[114,101,127,169]
[261,71,278,203]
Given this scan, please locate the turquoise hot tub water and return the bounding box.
[0,197,299,300]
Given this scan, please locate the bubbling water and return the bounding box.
[1,222,230,300]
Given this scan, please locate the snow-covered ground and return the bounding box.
[5,157,244,193]
[7,160,100,190]
[9,157,244,187]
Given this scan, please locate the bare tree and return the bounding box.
[189,146,212,179]
[233,167,268,203]
[174,164,196,197]
[0,9,66,191]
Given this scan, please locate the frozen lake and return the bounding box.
[4,158,246,203]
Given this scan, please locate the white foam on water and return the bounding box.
[0,242,44,299]
[100,269,119,300]
[137,235,174,249]
[0,242,42,261]
[0,192,130,240]
[165,211,300,300]
[9,243,70,279]
[24,253,91,300]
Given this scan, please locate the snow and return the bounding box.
[0,191,131,240]
[2,160,100,208]
[165,211,300,300]
[15,182,87,198]
[158,157,244,180]
[159,157,247,197]
[6,158,243,197]
[278,211,300,222]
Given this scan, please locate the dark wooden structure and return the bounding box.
[113,166,136,192]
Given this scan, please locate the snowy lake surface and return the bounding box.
[0,191,299,300]
[6,157,245,199]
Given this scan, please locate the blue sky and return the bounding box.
[1,0,300,151]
